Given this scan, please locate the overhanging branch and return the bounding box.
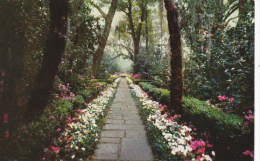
[90,1,107,18]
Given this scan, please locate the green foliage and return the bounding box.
[177,0,254,111]
[139,82,170,107]
[136,46,170,88]
[182,96,253,160]
[97,53,121,78]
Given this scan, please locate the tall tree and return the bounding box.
[126,0,146,74]
[91,0,118,78]
[164,0,183,114]
[26,0,69,122]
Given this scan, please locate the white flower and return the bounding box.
[212,151,215,156]
[204,155,212,161]
[82,147,85,151]
[71,154,75,159]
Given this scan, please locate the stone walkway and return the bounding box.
[92,78,154,161]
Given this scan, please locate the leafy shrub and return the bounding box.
[73,95,85,110]
[133,79,151,85]
[97,82,107,86]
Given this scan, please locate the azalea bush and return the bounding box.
[126,77,214,161]
[136,80,253,160]
[2,78,120,160]
[43,77,121,160]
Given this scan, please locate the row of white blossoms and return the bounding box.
[126,77,213,161]
[58,78,121,160]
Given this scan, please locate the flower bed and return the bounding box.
[138,81,253,160]
[43,78,121,160]
[126,77,214,161]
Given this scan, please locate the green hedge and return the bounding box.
[139,82,170,107]
[138,82,251,160]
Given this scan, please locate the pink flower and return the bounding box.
[169,116,174,121]
[190,143,197,150]
[197,147,205,154]
[51,146,60,153]
[207,143,213,147]
[218,95,228,101]
[50,115,55,119]
[243,150,254,158]
[244,121,249,126]
[228,97,235,102]
[57,128,61,132]
[243,150,251,155]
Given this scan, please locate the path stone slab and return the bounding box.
[125,120,143,125]
[123,114,141,118]
[106,119,124,124]
[120,108,137,111]
[103,124,144,130]
[106,115,123,119]
[120,110,139,114]
[120,138,153,160]
[126,129,147,138]
[100,138,121,144]
[94,143,119,160]
[101,130,124,138]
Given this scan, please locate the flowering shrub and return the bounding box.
[43,78,121,160]
[126,77,214,161]
[133,79,253,160]
[213,95,236,111]
[130,73,141,80]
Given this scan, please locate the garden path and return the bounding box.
[92,78,154,160]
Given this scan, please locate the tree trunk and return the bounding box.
[92,0,118,78]
[26,0,69,122]
[164,0,183,114]
[127,0,146,74]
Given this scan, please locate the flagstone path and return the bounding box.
[92,78,154,161]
